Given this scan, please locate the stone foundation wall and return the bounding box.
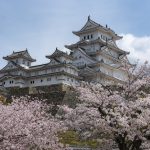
[7,84,72,96]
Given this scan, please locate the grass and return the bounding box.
[59,130,99,148]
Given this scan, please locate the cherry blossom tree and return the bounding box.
[0,96,66,150]
[59,63,150,150]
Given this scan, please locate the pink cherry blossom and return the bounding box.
[0,96,66,150]
[60,63,150,150]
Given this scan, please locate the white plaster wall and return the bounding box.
[95,65,127,81]
[3,78,18,88]
[26,75,78,87]
[79,30,112,42]
[79,31,98,41]
[16,58,31,66]
[97,31,112,41]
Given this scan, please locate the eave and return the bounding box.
[46,54,74,60]
[29,63,79,72]
[73,26,122,41]
[95,71,125,84]
[66,38,129,55]
[3,55,36,62]
[25,71,81,80]
[0,74,25,81]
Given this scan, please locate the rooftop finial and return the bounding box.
[56,47,58,50]
[88,15,90,21]
[106,24,108,28]
[26,48,28,51]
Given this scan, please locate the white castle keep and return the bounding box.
[0,16,130,88]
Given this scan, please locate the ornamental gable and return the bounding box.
[3,50,36,62]
[72,48,96,67]
[80,18,99,31]
[1,61,18,71]
[49,59,60,65]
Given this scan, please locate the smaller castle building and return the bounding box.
[0,49,80,88]
[0,17,131,88]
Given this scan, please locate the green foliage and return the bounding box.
[0,95,12,105]
[59,130,99,148]
[8,87,29,96]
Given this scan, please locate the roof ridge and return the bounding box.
[13,49,27,54]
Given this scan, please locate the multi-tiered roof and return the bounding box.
[3,49,36,62]
[66,16,131,83]
[72,16,122,40]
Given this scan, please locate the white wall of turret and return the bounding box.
[10,58,31,66]
[2,74,79,88]
[1,61,79,88]
[79,30,113,42]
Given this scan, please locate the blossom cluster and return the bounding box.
[0,96,66,150]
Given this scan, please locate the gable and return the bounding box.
[72,49,95,66]
[49,59,60,65]
[24,51,31,58]
[1,62,17,71]
[80,20,99,31]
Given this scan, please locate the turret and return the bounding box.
[46,48,73,64]
[72,16,122,42]
[3,49,36,67]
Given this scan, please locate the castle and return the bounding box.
[0,16,130,88]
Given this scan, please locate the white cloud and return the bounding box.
[117,34,150,63]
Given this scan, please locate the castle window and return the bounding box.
[30,80,35,84]
[41,79,43,82]
[84,36,86,40]
[87,35,89,39]
[91,34,93,38]
[3,82,5,85]
[9,80,13,84]
[27,62,30,66]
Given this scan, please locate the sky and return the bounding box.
[0,0,150,68]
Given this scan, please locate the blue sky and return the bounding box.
[0,0,150,68]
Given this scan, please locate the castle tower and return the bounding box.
[66,16,130,84]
